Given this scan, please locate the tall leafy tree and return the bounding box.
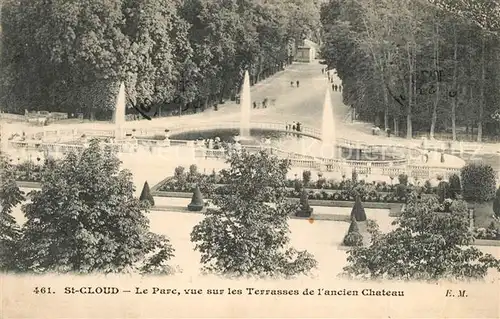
[191,150,317,278]
[19,140,175,274]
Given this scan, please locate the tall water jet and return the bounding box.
[321,88,335,146]
[114,82,126,140]
[239,70,251,139]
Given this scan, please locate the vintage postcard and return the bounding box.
[1,0,499,318]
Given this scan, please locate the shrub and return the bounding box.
[302,170,312,186]
[493,187,500,218]
[351,195,367,221]
[293,179,303,192]
[343,219,363,247]
[395,184,407,198]
[461,163,496,203]
[139,181,155,206]
[316,177,327,189]
[424,180,433,193]
[174,166,186,180]
[343,196,500,280]
[187,185,205,211]
[449,174,461,199]
[189,164,198,176]
[343,231,363,247]
[398,174,408,186]
[296,188,313,217]
[351,169,358,183]
[437,181,450,203]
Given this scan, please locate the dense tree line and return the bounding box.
[0,0,320,120]
[320,0,500,141]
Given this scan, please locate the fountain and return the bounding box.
[320,88,336,158]
[114,82,126,140]
[239,70,251,139]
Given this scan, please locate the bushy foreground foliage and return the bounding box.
[343,195,500,281]
[17,140,175,274]
[0,154,25,271]
[191,150,317,278]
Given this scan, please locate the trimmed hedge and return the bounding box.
[461,163,496,203]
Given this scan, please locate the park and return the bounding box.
[1,2,500,316]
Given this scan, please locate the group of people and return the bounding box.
[286,121,303,133]
[290,80,300,88]
[253,97,274,109]
[322,68,342,92]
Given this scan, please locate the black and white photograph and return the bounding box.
[1,0,500,317]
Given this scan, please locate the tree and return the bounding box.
[321,0,500,140]
[191,150,317,277]
[19,140,175,274]
[343,196,500,280]
[139,181,155,206]
[0,154,25,271]
[351,195,367,221]
[461,163,496,203]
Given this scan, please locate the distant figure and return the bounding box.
[292,121,296,131]
[296,80,299,88]
[333,84,338,91]
[286,124,290,130]
[253,101,257,109]
[290,81,294,87]
[322,68,324,74]
[262,98,268,108]
[386,128,392,137]
[339,85,342,92]
[296,122,302,132]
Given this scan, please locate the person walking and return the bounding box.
[253,101,257,109]
[290,81,294,87]
[296,80,299,88]
[322,68,324,74]
[333,84,337,91]
[339,85,342,92]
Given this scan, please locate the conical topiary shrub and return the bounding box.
[188,185,205,211]
[351,195,367,221]
[139,181,155,206]
[296,188,313,217]
[343,218,363,247]
[347,217,360,233]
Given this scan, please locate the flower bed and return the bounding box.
[155,166,432,204]
[11,160,44,182]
